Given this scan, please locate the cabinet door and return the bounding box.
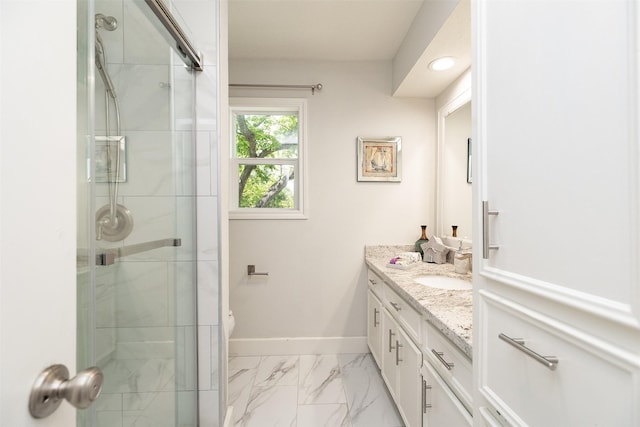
[395,327,422,427]
[474,1,640,425]
[381,308,398,399]
[422,362,472,427]
[367,289,383,368]
[474,0,640,331]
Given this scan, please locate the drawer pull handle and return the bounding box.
[388,330,396,352]
[368,278,377,286]
[396,340,403,366]
[499,333,559,371]
[373,308,379,327]
[390,302,402,311]
[431,349,454,370]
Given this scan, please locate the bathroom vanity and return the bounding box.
[365,245,473,427]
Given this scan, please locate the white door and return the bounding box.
[473,0,640,425]
[1,1,78,425]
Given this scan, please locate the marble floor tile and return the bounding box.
[229,356,262,371]
[228,368,258,425]
[237,385,298,427]
[253,355,299,387]
[297,404,351,427]
[229,353,403,427]
[338,354,404,427]
[298,355,347,405]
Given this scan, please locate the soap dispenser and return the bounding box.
[454,242,472,274]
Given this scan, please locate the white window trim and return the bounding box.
[229,97,309,220]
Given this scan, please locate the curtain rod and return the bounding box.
[229,83,323,95]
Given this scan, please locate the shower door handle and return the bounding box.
[29,364,104,418]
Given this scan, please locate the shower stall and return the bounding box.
[77,0,220,425]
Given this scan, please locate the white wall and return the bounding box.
[228,59,434,353]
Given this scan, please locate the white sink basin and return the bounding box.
[414,276,472,290]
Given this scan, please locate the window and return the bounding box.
[230,98,308,219]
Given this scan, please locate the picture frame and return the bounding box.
[94,136,127,183]
[357,136,402,182]
[467,138,472,184]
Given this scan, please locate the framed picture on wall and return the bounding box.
[467,138,472,184]
[357,136,402,182]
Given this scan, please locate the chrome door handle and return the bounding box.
[29,364,103,418]
[482,200,500,259]
[499,333,559,371]
[373,308,379,327]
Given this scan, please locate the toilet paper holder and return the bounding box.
[247,265,269,276]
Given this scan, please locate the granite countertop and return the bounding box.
[365,245,473,359]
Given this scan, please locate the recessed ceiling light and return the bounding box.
[429,57,456,71]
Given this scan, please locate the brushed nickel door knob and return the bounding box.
[29,364,103,418]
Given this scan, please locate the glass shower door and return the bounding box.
[77,0,201,425]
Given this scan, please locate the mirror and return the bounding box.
[436,89,472,246]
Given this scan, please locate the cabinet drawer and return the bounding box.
[423,320,472,412]
[367,269,383,297]
[479,293,638,426]
[383,282,421,343]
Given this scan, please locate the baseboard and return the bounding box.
[229,336,368,356]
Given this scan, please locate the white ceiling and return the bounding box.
[228,0,470,97]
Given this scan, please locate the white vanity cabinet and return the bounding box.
[421,361,472,427]
[381,308,422,427]
[366,267,474,427]
[473,1,640,425]
[367,270,384,366]
[367,289,383,366]
[422,321,472,414]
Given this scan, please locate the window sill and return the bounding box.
[229,210,308,220]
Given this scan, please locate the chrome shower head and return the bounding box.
[95,13,118,31]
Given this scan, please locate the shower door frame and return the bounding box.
[79,0,206,425]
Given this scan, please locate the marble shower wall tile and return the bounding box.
[122,391,175,427]
[110,64,171,131]
[101,358,175,394]
[116,131,174,197]
[173,62,195,130]
[298,355,346,405]
[197,260,219,326]
[196,195,219,260]
[122,1,170,65]
[95,0,124,63]
[174,261,198,326]
[171,0,218,64]
[176,326,197,391]
[114,262,169,327]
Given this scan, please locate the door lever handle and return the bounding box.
[29,364,103,418]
